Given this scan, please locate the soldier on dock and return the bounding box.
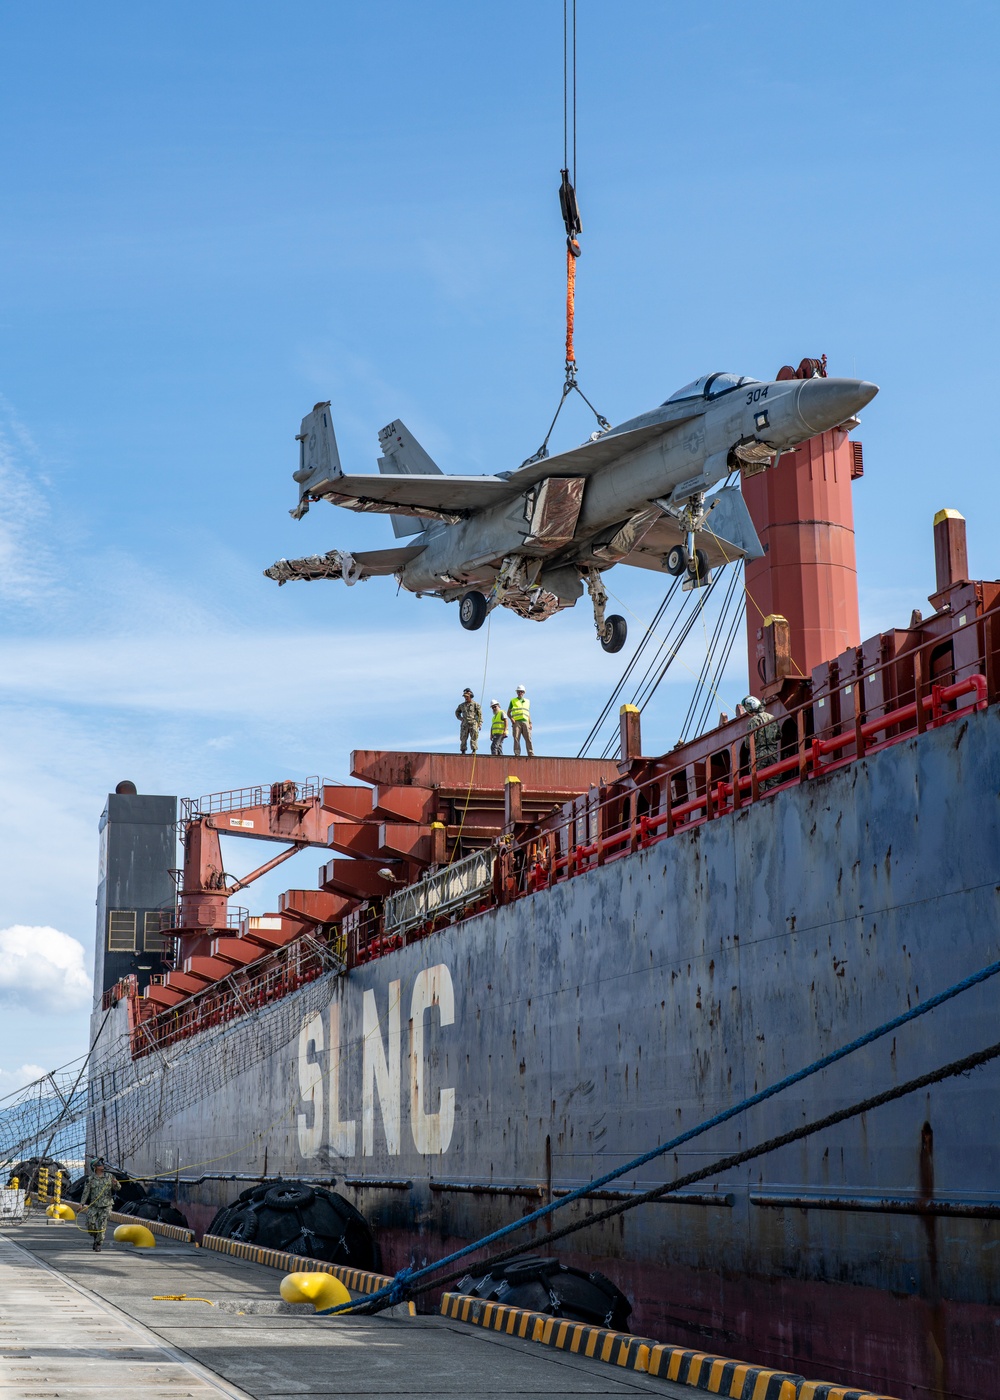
[742,695,781,792]
[79,1160,120,1252]
[456,688,482,755]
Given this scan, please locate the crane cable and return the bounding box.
[522,0,610,467]
[576,579,683,756]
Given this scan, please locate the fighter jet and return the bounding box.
[265,368,877,652]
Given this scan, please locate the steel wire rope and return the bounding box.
[320,952,1000,1313]
[689,595,746,742]
[597,593,711,760]
[704,515,809,684]
[675,568,733,744]
[628,580,720,711]
[589,588,701,753]
[685,594,744,743]
[398,1037,1000,1306]
[6,943,355,1173]
[676,565,742,744]
[594,577,723,759]
[88,974,407,1184]
[619,588,695,708]
[447,612,492,865]
[576,578,682,757]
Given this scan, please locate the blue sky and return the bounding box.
[1,1,998,1087]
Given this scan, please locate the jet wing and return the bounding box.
[505,408,704,491]
[322,474,514,524]
[264,543,424,586]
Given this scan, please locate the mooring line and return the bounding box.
[321,953,1000,1314]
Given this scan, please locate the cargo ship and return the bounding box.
[86,383,1000,1400]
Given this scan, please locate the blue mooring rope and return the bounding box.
[318,953,1000,1315]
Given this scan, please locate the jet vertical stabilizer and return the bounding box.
[378,420,442,538]
[291,402,342,519]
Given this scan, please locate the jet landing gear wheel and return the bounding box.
[600,615,627,653]
[665,545,687,577]
[459,591,488,630]
[687,548,709,583]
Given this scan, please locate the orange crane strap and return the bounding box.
[565,240,579,366]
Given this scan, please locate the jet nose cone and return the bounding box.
[796,377,879,434]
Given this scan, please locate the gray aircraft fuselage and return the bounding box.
[266,369,877,648]
[398,374,874,594]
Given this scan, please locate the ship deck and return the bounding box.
[0,1221,700,1400]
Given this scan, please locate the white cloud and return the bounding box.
[0,1062,47,1097]
[0,926,92,1014]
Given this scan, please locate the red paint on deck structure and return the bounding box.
[742,422,862,687]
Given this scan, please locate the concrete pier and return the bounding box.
[1,1223,694,1399]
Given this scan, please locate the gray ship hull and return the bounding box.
[93,707,1000,1399]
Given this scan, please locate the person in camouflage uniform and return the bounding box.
[80,1160,120,1251]
[455,688,482,755]
[743,695,782,792]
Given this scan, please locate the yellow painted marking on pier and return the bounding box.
[439,1290,894,1399]
[729,1363,750,1396]
[707,1357,727,1391]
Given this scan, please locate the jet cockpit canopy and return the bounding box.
[664,373,760,404]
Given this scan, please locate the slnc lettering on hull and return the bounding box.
[297,963,456,1160]
[328,1003,355,1155]
[410,965,456,1154]
[363,980,401,1154]
[296,1014,324,1157]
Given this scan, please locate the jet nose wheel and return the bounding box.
[459,591,488,631]
[600,614,627,653]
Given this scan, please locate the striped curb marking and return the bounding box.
[439,1293,898,1400]
[798,1389,896,1400]
[109,1210,195,1244]
[647,1344,803,1398]
[202,1233,398,1298]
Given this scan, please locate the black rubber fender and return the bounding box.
[228,1207,260,1242]
[264,1183,316,1211]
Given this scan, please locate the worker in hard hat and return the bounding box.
[508,686,533,757]
[455,688,483,755]
[489,700,508,756]
[79,1159,120,1251]
[742,695,781,792]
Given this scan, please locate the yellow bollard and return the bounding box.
[38,1167,49,1201]
[45,1202,76,1220]
[113,1223,156,1248]
[10,1177,18,1191]
[279,1271,352,1313]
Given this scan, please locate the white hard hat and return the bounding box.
[516,684,526,692]
[490,699,499,706]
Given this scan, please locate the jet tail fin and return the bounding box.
[291,402,342,519]
[377,420,442,538]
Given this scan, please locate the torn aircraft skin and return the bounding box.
[264,370,878,652]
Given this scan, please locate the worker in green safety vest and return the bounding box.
[507,685,533,757]
[489,700,508,756]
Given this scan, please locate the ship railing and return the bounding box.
[181,776,336,822]
[383,847,495,940]
[129,928,346,1057]
[516,607,996,896]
